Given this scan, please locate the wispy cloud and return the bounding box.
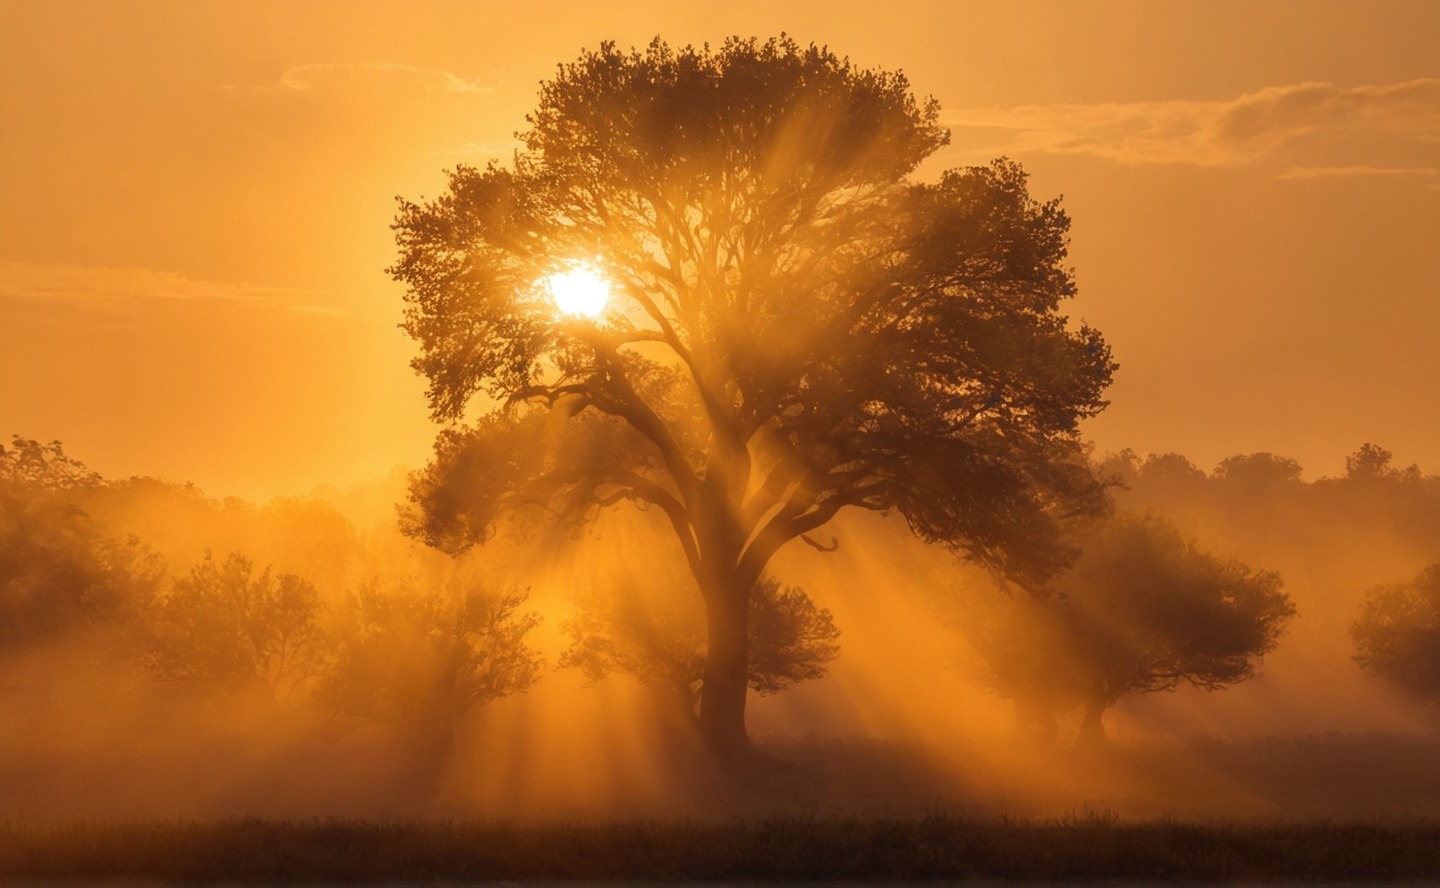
[236,62,499,96]
[942,79,1440,177]
[1213,79,1440,148]
[0,262,345,317]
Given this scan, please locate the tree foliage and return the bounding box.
[315,583,542,734]
[746,581,842,696]
[1351,563,1440,706]
[1213,452,1304,488]
[1345,443,1422,483]
[970,514,1295,744]
[145,551,326,702]
[0,438,161,658]
[391,36,1114,752]
[560,575,840,711]
[1,436,103,491]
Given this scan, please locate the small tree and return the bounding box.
[1140,452,1208,487]
[1345,443,1422,482]
[969,515,1295,745]
[1213,452,1304,488]
[316,582,542,762]
[1351,563,1440,707]
[392,37,1113,757]
[1072,516,1294,744]
[1,437,161,659]
[146,551,326,704]
[560,575,840,718]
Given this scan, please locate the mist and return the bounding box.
[3,438,1438,827]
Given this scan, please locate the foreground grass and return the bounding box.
[3,814,1439,881]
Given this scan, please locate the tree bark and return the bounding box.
[1076,697,1107,748]
[697,578,751,760]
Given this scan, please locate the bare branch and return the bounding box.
[800,534,839,553]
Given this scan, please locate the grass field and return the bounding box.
[3,813,1440,881]
[5,734,1440,881]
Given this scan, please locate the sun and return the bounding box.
[545,265,610,318]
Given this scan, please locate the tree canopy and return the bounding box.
[1,436,103,491]
[0,438,160,658]
[1351,563,1440,706]
[145,551,326,703]
[392,37,1114,755]
[968,514,1295,745]
[315,583,542,749]
[1345,443,1422,483]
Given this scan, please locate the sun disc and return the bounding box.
[546,266,610,318]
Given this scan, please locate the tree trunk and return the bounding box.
[1076,697,1107,748]
[698,579,751,760]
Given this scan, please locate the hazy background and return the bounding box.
[2,0,1438,501]
[3,2,1439,826]
[3,452,1439,824]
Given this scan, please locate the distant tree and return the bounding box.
[1345,443,1421,482]
[1139,452,1208,486]
[392,36,1113,757]
[1091,449,1210,491]
[560,575,840,719]
[0,437,161,659]
[969,515,1295,746]
[145,551,326,704]
[1213,452,1304,487]
[1350,564,1440,707]
[0,436,102,490]
[315,582,542,761]
[1091,449,1141,488]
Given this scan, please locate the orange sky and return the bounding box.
[2,1,1437,500]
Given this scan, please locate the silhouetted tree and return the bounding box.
[1,436,102,490]
[316,582,542,762]
[1345,443,1421,483]
[1068,516,1293,744]
[1351,563,1440,707]
[970,515,1294,745]
[145,551,326,703]
[1140,452,1209,487]
[560,575,840,719]
[1213,452,1304,488]
[392,37,1114,757]
[0,437,161,659]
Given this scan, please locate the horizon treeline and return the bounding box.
[2,433,1439,817]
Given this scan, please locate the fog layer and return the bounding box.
[3,441,1438,822]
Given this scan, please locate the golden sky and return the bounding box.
[2,0,1437,500]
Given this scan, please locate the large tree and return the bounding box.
[392,37,1114,757]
